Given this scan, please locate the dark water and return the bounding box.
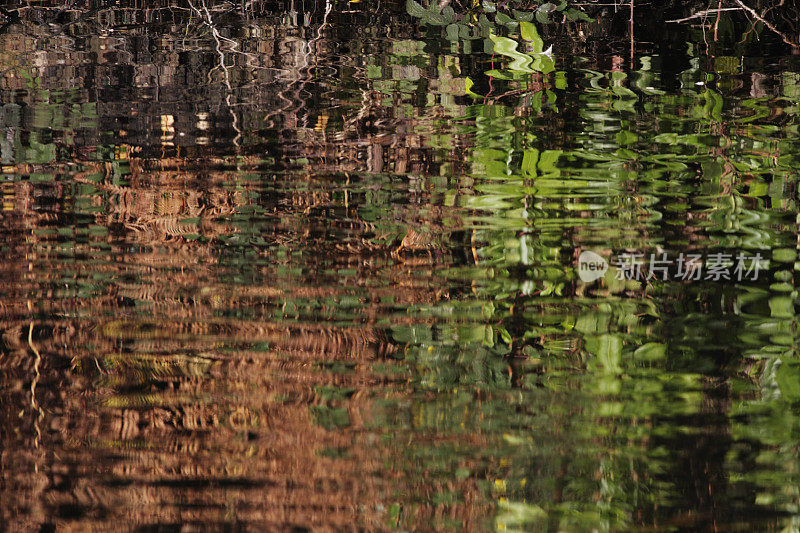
[1,2,800,531]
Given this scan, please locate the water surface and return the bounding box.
[1,3,800,531]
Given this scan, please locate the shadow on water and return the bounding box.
[0,1,799,530]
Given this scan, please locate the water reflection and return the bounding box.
[1,2,799,531]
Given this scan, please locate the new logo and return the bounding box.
[577,250,608,282]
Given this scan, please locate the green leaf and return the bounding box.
[535,10,550,24]
[26,140,56,164]
[495,500,546,530]
[446,23,460,41]
[464,76,482,98]
[489,33,534,73]
[597,334,623,374]
[776,360,800,403]
[521,149,539,176]
[616,130,639,145]
[538,149,562,172]
[555,70,567,89]
[520,21,543,53]
[495,12,515,27]
[633,342,666,362]
[512,9,534,22]
[310,406,351,430]
[426,11,448,25]
[406,0,428,18]
[566,7,592,21]
[485,69,513,80]
[496,326,512,345]
[703,87,723,119]
[442,5,455,22]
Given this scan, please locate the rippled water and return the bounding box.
[1,2,800,531]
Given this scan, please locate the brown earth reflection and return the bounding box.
[0,146,480,529]
[0,7,474,527]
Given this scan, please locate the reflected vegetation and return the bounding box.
[1,1,800,530]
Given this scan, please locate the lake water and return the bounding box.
[1,2,800,530]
